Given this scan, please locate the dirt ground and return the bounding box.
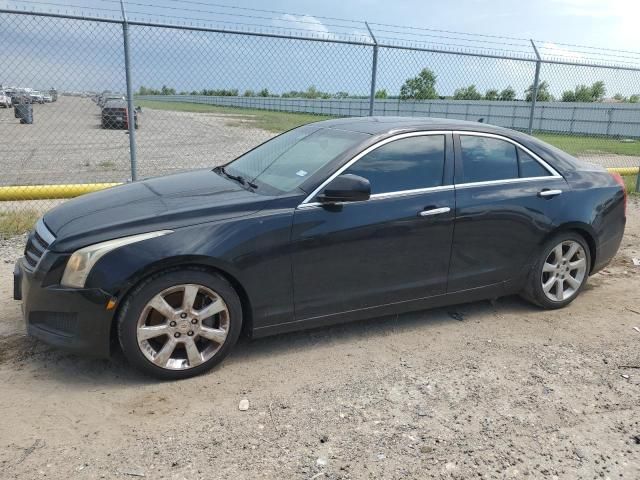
[0,96,273,186]
[0,198,638,479]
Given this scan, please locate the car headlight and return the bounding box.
[61,230,173,288]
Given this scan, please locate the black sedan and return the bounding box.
[14,117,626,379]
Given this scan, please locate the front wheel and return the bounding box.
[118,268,243,379]
[522,232,591,309]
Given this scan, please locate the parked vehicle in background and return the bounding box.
[42,94,53,103]
[49,89,58,102]
[101,99,139,129]
[29,91,44,104]
[0,91,11,108]
[11,93,31,106]
[99,93,125,108]
[13,117,626,379]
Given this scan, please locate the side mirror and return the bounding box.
[317,174,371,203]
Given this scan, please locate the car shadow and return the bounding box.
[6,295,535,386]
[228,295,534,365]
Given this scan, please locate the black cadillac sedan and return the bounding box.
[14,117,626,379]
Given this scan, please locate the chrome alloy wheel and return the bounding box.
[541,240,587,302]
[136,284,230,370]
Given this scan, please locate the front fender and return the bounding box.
[84,209,296,330]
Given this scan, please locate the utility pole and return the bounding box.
[528,39,542,135]
[365,22,378,117]
[120,0,138,181]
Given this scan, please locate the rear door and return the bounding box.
[291,132,456,321]
[448,132,567,292]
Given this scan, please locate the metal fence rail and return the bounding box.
[0,6,639,224]
[139,95,640,138]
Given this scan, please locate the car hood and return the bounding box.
[45,169,271,252]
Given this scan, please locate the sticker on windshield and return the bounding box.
[296,170,308,177]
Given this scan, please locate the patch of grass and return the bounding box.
[0,210,39,239]
[136,100,332,132]
[97,160,117,170]
[534,133,640,157]
[622,174,639,196]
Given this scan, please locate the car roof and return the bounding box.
[313,116,521,136]
[310,116,583,173]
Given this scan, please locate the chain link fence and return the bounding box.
[1,8,639,232]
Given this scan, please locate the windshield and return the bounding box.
[224,125,369,194]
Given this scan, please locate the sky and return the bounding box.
[1,0,639,97]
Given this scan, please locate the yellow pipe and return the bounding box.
[0,167,637,202]
[0,183,121,201]
[606,167,639,175]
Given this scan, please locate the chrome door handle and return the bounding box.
[419,207,451,217]
[539,189,562,198]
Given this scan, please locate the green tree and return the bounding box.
[258,88,269,97]
[243,90,255,97]
[160,85,176,95]
[561,81,606,102]
[375,89,388,99]
[484,89,499,101]
[591,81,606,101]
[334,91,349,99]
[400,68,438,100]
[305,86,320,99]
[525,80,552,102]
[499,87,516,101]
[573,84,594,102]
[630,94,640,103]
[613,93,626,101]
[453,85,483,100]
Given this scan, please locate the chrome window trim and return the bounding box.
[298,130,452,207]
[298,184,454,209]
[296,129,564,210]
[454,176,559,190]
[453,130,562,178]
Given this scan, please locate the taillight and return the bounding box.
[610,172,627,215]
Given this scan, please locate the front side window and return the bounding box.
[459,136,518,183]
[342,135,446,194]
[226,126,369,194]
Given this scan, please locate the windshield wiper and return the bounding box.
[216,166,258,189]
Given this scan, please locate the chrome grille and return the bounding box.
[23,219,55,270]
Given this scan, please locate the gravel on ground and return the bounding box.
[0,200,639,479]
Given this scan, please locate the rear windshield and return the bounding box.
[225,125,369,193]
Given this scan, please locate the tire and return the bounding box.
[521,231,591,309]
[117,267,243,380]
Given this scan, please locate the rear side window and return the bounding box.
[459,136,518,183]
[344,135,445,194]
[518,148,551,177]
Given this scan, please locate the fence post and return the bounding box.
[365,22,378,117]
[528,40,542,135]
[120,0,138,181]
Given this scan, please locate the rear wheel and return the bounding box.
[522,232,590,309]
[118,268,242,379]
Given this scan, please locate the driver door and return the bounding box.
[290,132,456,322]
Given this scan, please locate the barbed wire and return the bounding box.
[2,0,640,68]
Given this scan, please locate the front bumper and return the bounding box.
[14,259,115,358]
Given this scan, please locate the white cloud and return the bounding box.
[551,0,639,46]
[541,42,584,60]
[277,14,331,36]
[273,14,370,42]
